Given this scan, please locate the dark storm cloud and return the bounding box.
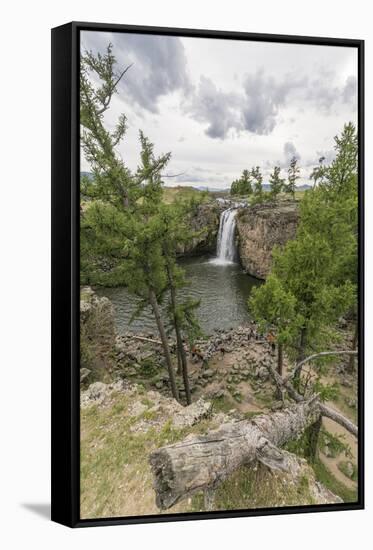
[283,142,301,163]
[305,73,357,113]
[342,75,357,105]
[188,71,306,139]
[187,68,357,140]
[241,71,304,135]
[188,76,242,139]
[82,31,191,113]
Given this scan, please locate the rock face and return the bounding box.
[236,201,299,279]
[177,203,222,255]
[80,287,116,382]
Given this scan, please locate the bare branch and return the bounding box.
[285,350,358,384]
[160,172,186,178]
[263,360,358,437]
[319,403,358,437]
[96,63,133,115]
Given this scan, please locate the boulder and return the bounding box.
[80,368,91,383]
[80,287,116,377]
[172,399,212,429]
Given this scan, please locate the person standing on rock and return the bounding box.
[267,331,276,354]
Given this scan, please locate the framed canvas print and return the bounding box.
[51,21,364,527]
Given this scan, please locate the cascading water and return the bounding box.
[211,208,238,265]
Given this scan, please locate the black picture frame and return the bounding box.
[51,21,365,528]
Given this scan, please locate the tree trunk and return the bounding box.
[176,348,182,376]
[149,399,321,509]
[178,338,191,405]
[277,342,283,377]
[305,415,322,463]
[148,288,179,402]
[348,322,358,373]
[294,327,307,390]
[166,263,192,405]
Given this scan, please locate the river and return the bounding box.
[96,255,261,335]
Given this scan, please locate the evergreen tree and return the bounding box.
[249,124,358,389]
[251,166,263,201]
[157,203,203,404]
[80,44,197,402]
[80,44,138,208]
[285,156,300,198]
[249,275,299,375]
[269,166,285,200]
[310,156,326,189]
[230,179,240,196]
[230,169,253,196]
[241,169,253,195]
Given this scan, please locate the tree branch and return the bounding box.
[285,350,358,384]
[263,359,358,437]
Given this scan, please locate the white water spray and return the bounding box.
[211,209,238,265]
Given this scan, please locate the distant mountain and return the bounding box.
[296,184,312,191]
[80,173,311,193]
[195,186,231,193]
[80,171,94,180]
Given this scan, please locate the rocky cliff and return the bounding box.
[236,201,299,279]
[177,202,222,255]
[80,286,116,383]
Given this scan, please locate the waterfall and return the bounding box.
[211,208,238,265]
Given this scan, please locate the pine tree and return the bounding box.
[310,156,326,189]
[230,169,253,196]
[157,203,202,404]
[251,166,263,201]
[285,156,300,198]
[80,45,186,402]
[249,124,358,390]
[269,166,285,200]
[249,275,298,375]
[241,169,253,195]
[80,44,138,208]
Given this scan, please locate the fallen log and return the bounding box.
[132,335,163,345]
[149,399,321,509]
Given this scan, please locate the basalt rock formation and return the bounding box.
[177,203,223,255]
[236,200,299,279]
[80,286,116,383]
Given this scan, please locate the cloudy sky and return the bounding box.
[81,31,358,189]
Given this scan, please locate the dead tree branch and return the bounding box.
[285,350,358,384]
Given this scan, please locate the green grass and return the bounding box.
[211,396,234,414]
[162,186,206,204]
[191,463,316,512]
[313,458,357,503]
[81,392,223,518]
[338,460,358,482]
[81,387,355,518]
[319,428,352,459]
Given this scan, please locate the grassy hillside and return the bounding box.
[80,381,354,519]
[162,185,205,204]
